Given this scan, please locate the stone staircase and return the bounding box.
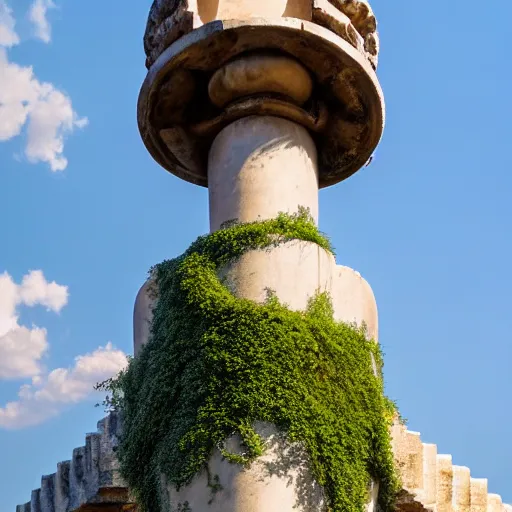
[16,413,511,511]
[15,412,136,512]
[392,421,511,512]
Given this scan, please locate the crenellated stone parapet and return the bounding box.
[391,420,511,512]
[15,413,136,512]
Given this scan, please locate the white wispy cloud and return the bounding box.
[0,0,19,47]
[0,2,122,431]
[0,326,48,380]
[0,270,68,380]
[0,269,128,429]
[0,342,128,429]
[29,0,55,43]
[0,0,87,171]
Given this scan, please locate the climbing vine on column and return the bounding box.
[98,210,400,512]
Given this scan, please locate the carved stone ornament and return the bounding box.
[144,0,380,69]
[138,16,385,188]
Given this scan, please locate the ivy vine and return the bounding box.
[97,209,399,512]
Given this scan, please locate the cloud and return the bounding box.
[0,326,47,380]
[0,270,68,380]
[0,48,88,171]
[0,0,19,47]
[19,269,68,311]
[0,269,128,429]
[25,83,88,171]
[0,1,87,171]
[0,343,128,429]
[29,0,55,43]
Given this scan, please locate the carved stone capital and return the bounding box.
[138,18,384,188]
[144,0,380,69]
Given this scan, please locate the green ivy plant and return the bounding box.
[97,209,400,512]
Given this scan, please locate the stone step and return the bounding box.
[436,454,453,512]
[17,414,511,512]
[470,478,488,512]
[453,465,471,512]
[392,420,510,512]
[15,413,135,512]
[422,443,437,507]
[489,494,504,512]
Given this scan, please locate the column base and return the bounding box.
[160,422,379,512]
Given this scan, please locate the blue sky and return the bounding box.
[1,0,511,510]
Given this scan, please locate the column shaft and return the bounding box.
[208,115,319,232]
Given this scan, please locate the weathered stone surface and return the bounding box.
[134,112,380,357]
[138,18,384,188]
[470,478,488,512]
[312,0,379,68]
[18,412,512,512]
[422,443,437,507]
[208,116,318,230]
[488,494,504,512]
[160,421,328,512]
[436,455,453,512]
[40,475,55,512]
[30,490,41,512]
[144,0,193,68]
[394,489,433,512]
[330,265,379,341]
[331,0,378,51]
[390,422,511,512]
[453,466,471,512]
[134,253,380,355]
[15,413,135,512]
[392,423,423,494]
[143,0,379,69]
[312,0,365,56]
[54,462,70,512]
[133,276,158,356]
[208,54,313,108]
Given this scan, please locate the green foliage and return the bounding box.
[99,210,399,512]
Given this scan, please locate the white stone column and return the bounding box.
[161,422,326,512]
[207,115,336,313]
[134,116,379,356]
[133,6,385,510]
[208,115,319,232]
[133,278,157,357]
